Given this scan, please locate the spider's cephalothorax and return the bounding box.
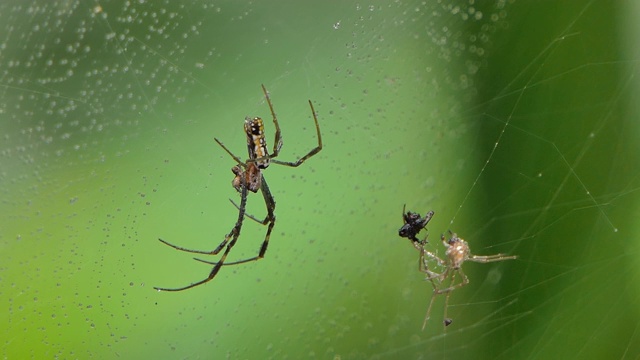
[232,163,261,193]
[443,232,471,270]
[399,205,434,244]
[154,84,322,292]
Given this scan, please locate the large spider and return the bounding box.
[417,231,517,329]
[154,84,322,292]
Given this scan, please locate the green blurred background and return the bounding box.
[2,0,639,359]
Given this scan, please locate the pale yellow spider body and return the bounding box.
[417,232,517,329]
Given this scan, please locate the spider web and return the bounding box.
[1,1,639,359]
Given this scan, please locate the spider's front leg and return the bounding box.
[469,253,518,263]
[268,99,323,167]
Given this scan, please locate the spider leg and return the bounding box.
[443,287,454,327]
[422,210,435,228]
[228,198,266,224]
[441,233,450,247]
[261,84,283,157]
[417,245,445,281]
[422,284,440,330]
[153,172,249,292]
[435,268,469,294]
[157,185,255,254]
[422,268,461,330]
[419,249,448,330]
[268,99,322,167]
[214,137,246,167]
[402,204,407,220]
[157,236,227,256]
[420,246,447,268]
[217,174,276,266]
[469,254,518,263]
[154,232,236,291]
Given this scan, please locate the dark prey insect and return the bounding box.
[154,84,322,292]
[399,204,434,244]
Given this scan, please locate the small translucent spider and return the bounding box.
[417,231,517,329]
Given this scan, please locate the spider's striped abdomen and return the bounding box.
[244,117,270,169]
